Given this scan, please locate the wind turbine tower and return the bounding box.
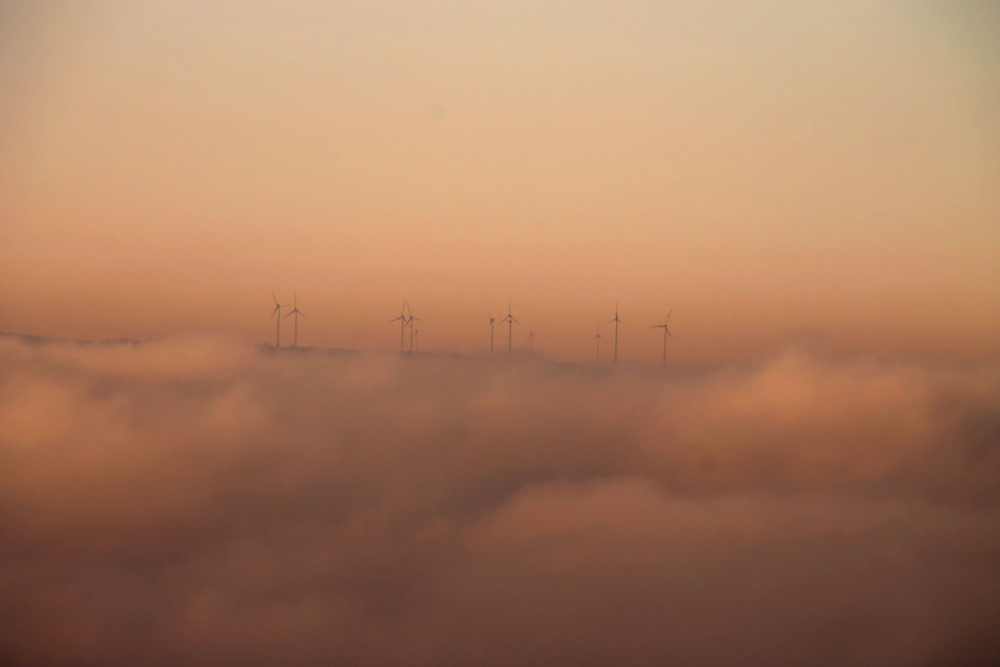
[501,301,519,352]
[608,302,623,363]
[270,293,285,349]
[407,310,423,354]
[592,332,605,364]
[650,310,673,368]
[487,312,496,356]
[388,301,410,353]
[283,294,307,347]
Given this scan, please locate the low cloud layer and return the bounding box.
[1,336,999,666]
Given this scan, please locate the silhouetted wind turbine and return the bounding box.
[650,309,673,368]
[270,293,285,349]
[501,301,519,352]
[413,327,421,352]
[592,332,605,364]
[388,300,410,353]
[407,311,423,353]
[487,312,496,356]
[283,293,307,347]
[608,302,623,363]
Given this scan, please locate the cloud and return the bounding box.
[1,337,998,666]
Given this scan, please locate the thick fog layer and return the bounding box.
[1,336,999,666]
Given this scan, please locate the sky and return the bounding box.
[1,1,998,365]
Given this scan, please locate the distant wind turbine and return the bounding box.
[388,300,410,353]
[527,331,534,356]
[413,327,421,352]
[407,310,423,354]
[283,293,307,347]
[650,309,673,368]
[270,293,285,349]
[487,312,496,356]
[501,301,519,352]
[608,302,623,363]
[592,332,605,364]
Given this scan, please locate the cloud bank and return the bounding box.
[1,336,999,666]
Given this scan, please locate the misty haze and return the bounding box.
[1,1,999,665]
[2,335,998,665]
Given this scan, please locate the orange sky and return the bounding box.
[1,1,998,365]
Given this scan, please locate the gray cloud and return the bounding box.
[1,336,999,666]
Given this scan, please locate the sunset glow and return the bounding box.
[2,2,997,363]
[1,3,998,665]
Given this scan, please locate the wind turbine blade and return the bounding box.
[667,309,673,320]
[667,330,672,339]
[512,317,519,324]
[284,311,294,319]
[299,311,307,319]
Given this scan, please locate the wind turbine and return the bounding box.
[283,293,307,347]
[501,301,519,352]
[388,300,410,353]
[413,327,421,352]
[407,311,423,354]
[592,332,605,364]
[487,312,496,356]
[650,309,673,368]
[270,293,285,349]
[527,331,534,356]
[608,302,623,363]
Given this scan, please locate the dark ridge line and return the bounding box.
[0,331,143,346]
[0,331,710,377]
